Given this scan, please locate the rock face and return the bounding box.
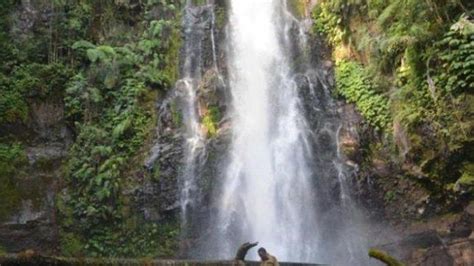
[337,102,474,265]
[138,1,229,229]
[337,84,474,264]
[337,105,474,265]
[300,6,473,265]
[0,101,70,254]
[0,1,72,254]
[372,202,474,265]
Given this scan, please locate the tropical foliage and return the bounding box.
[0,0,182,257]
[313,0,474,196]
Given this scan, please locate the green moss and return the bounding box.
[155,220,180,257]
[0,244,6,255]
[151,165,161,182]
[0,1,19,73]
[0,87,29,124]
[56,193,75,228]
[287,0,306,19]
[202,106,221,137]
[457,163,474,191]
[384,190,396,202]
[214,4,228,29]
[162,22,181,88]
[0,183,21,221]
[191,0,207,6]
[170,100,182,127]
[60,233,84,257]
[0,143,27,221]
[35,156,57,172]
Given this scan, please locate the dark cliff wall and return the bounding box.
[0,0,183,257]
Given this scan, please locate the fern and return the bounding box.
[335,60,392,131]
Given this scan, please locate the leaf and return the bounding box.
[104,72,117,89]
[87,49,103,63]
[97,45,116,57]
[72,40,96,51]
[112,117,132,139]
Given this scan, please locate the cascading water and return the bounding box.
[176,1,373,265]
[176,78,204,225]
[214,0,318,261]
[176,1,213,229]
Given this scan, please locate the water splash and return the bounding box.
[177,78,205,225]
[176,1,374,264]
[177,1,211,228]
[207,0,219,72]
[214,0,319,261]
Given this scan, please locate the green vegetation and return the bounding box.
[369,248,405,266]
[1,63,72,124]
[59,1,182,257]
[335,60,391,131]
[287,1,307,18]
[170,100,183,127]
[202,106,221,137]
[0,143,27,220]
[0,0,183,258]
[313,1,474,196]
[457,163,474,193]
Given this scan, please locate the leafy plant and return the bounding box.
[335,60,391,131]
[202,106,221,137]
[0,143,27,220]
[314,0,474,197]
[435,15,474,95]
[59,0,183,257]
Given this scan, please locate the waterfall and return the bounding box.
[176,1,373,264]
[215,0,318,261]
[177,1,211,230]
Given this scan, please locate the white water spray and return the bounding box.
[173,1,376,264]
[216,0,319,261]
[177,2,210,226]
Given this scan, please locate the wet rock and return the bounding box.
[400,230,442,248]
[408,239,474,266]
[413,247,454,266]
[29,102,71,143]
[0,220,56,254]
[0,103,68,253]
[7,200,47,225]
[337,104,362,162]
[137,92,185,220]
[26,143,66,168]
[465,201,474,216]
[198,69,225,107]
[339,134,358,161]
[447,239,474,265]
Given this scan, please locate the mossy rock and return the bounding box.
[287,0,307,18]
[202,105,221,137]
[59,233,84,257]
[455,163,474,194]
[0,143,27,221]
